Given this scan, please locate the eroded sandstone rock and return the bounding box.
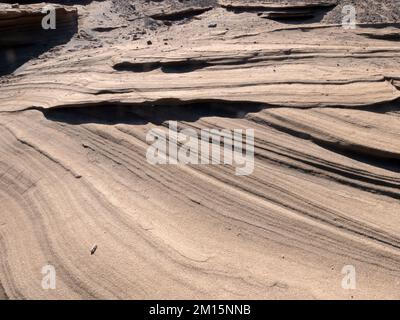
[0,3,78,75]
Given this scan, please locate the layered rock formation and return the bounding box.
[0,3,77,75]
[219,0,338,20]
[0,0,400,300]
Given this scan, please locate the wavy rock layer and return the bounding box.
[0,1,400,299]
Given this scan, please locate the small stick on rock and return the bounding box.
[90,244,98,255]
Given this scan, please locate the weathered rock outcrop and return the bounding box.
[0,3,78,75]
[0,0,400,300]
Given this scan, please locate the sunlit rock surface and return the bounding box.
[0,0,400,299]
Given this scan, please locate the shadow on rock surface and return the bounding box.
[0,5,78,76]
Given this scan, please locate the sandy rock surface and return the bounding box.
[0,0,400,299]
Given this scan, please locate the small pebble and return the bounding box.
[90,244,98,255]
